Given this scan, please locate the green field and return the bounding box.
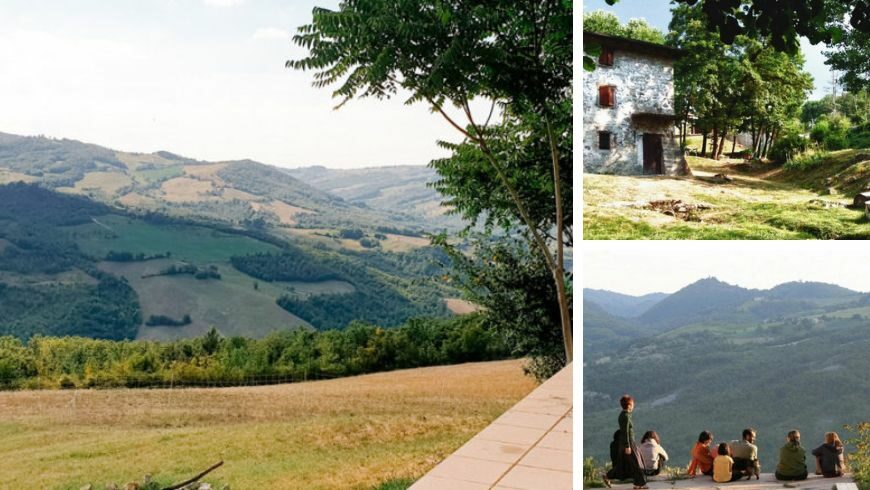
[584,151,870,239]
[0,360,535,489]
[68,215,279,262]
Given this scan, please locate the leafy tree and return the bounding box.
[584,10,666,44]
[598,0,869,61]
[434,235,567,381]
[289,0,574,362]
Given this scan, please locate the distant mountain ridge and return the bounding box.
[584,278,867,348]
[584,278,870,465]
[285,164,464,230]
[0,131,455,234]
[583,288,668,317]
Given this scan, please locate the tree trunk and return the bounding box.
[716,131,727,160]
[765,129,778,159]
[752,126,764,159]
[544,116,572,364]
[711,127,719,160]
[701,132,708,157]
[731,134,737,155]
[761,129,772,159]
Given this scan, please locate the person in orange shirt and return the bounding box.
[688,431,715,478]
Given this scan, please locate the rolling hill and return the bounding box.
[583,288,667,318]
[285,165,464,231]
[0,183,453,340]
[583,278,870,466]
[0,131,444,239]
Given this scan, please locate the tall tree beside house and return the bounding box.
[288,0,574,367]
[668,2,812,159]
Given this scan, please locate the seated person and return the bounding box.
[775,430,808,481]
[730,428,761,479]
[688,431,715,478]
[812,432,845,478]
[713,442,750,483]
[639,430,669,476]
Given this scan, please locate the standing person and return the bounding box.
[688,431,715,478]
[731,428,761,479]
[812,432,845,478]
[775,430,808,481]
[605,395,648,489]
[639,431,669,476]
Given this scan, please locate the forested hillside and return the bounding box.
[584,279,870,464]
[0,183,453,340]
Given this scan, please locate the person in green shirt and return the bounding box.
[604,395,648,489]
[775,430,808,481]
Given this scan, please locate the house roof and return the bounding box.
[584,31,685,60]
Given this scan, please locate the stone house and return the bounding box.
[583,31,687,175]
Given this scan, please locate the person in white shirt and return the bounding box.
[639,430,669,476]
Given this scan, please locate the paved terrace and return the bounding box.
[410,363,573,490]
[609,473,857,489]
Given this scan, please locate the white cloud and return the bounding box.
[202,0,246,7]
[252,27,290,41]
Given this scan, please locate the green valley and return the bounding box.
[584,279,870,466]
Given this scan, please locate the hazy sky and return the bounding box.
[584,0,836,100]
[584,241,869,295]
[0,0,487,169]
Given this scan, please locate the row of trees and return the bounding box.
[0,315,509,389]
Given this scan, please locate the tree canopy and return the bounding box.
[290,0,574,365]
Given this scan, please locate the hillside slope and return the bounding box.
[285,165,464,230]
[0,359,535,489]
[0,184,452,340]
[584,152,870,239]
[583,288,667,317]
[0,132,440,236]
[583,281,870,464]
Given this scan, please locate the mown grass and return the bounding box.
[0,360,535,490]
[584,152,870,239]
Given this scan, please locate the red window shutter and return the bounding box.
[609,86,616,106]
[599,85,614,107]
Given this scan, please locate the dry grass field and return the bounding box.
[0,359,536,489]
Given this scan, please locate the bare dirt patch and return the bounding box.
[160,177,216,203]
[644,199,712,221]
[445,298,480,315]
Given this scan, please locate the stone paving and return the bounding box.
[410,363,573,490]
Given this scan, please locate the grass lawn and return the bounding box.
[0,359,536,490]
[584,151,870,239]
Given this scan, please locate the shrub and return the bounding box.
[783,149,830,170]
[846,422,870,487]
[769,133,810,163]
[811,114,852,150]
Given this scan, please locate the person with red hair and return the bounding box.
[604,395,648,489]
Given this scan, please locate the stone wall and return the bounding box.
[583,49,683,175]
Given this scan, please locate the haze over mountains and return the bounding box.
[584,277,870,465]
[0,131,466,342]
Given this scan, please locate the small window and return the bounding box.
[598,85,616,107]
[599,131,612,150]
[598,47,614,66]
